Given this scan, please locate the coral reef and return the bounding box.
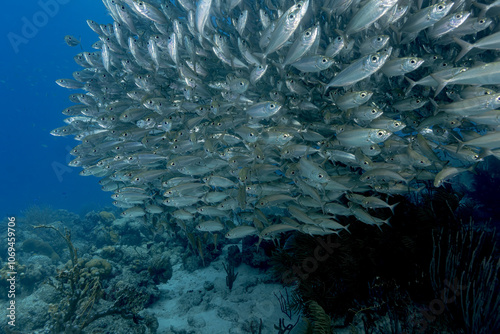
[21,238,60,261]
[430,222,499,334]
[148,254,172,284]
[84,258,113,279]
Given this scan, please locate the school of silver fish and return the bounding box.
[52,0,500,240]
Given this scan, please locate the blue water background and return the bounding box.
[0,0,112,217]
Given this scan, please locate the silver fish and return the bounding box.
[326,48,392,89]
[345,0,398,35]
[263,0,309,58]
[64,35,80,47]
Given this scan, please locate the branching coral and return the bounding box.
[430,222,499,334]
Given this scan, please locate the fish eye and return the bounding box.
[438,5,443,10]
[433,55,438,59]
[377,131,384,136]
[371,109,377,113]
[240,81,244,86]
[474,155,479,160]
[456,14,461,18]
[416,99,421,103]
[377,37,382,41]
[371,56,378,62]
[496,96,500,101]
[318,174,324,178]
[134,177,140,182]
[361,93,366,97]
[479,19,485,24]
[410,59,416,64]
[305,32,311,36]
[270,104,275,108]
[322,58,327,63]
[395,122,400,126]
[289,14,295,19]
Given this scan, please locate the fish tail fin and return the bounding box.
[468,162,479,175]
[389,202,399,215]
[320,80,332,95]
[481,148,498,160]
[321,6,333,23]
[254,52,267,63]
[344,223,351,234]
[429,97,439,115]
[472,1,489,17]
[255,236,262,251]
[384,217,392,227]
[430,73,449,97]
[450,132,464,152]
[389,24,401,44]
[404,76,416,96]
[453,37,473,62]
[271,60,286,76]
